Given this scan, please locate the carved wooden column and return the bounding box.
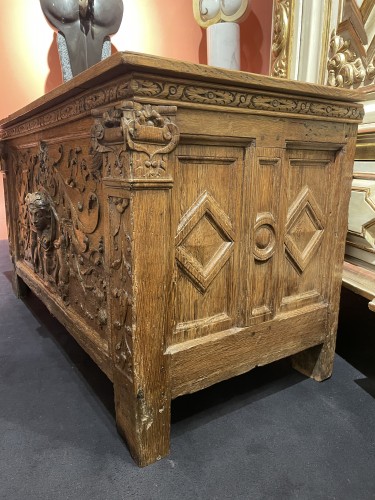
[92,100,179,466]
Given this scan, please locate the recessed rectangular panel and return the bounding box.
[245,147,284,324]
[281,148,337,311]
[172,144,244,343]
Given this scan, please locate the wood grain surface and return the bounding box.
[0,52,360,466]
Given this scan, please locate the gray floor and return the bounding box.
[0,239,374,500]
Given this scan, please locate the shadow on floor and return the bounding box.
[17,273,306,432]
[23,289,116,419]
[337,287,375,398]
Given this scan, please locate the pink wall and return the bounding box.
[0,0,273,240]
[0,0,273,120]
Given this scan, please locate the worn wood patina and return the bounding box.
[0,52,362,466]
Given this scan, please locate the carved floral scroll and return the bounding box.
[13,141,107,331]
[327,1,375,89]
[327,31,367,88]
[271,0,293,79]
[91,101,180,179]
[108,196,133,381]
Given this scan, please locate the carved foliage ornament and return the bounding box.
[326,0,375,89]
[1,77,364,141]
[327,31,367,88]
[92,101,180,179]
[271,0,292,79]
[16,142,107,329]
[108,196,133,380]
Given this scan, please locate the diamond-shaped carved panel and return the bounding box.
[176,192,234,292]
[182,215,228,267]
[285,187,325,273]
[289,209,320,253]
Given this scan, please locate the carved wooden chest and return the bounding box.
[0,52,362,466]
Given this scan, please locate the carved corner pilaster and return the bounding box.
[91,101,180,183]
[0,141,8,173]
[106,195,134,381]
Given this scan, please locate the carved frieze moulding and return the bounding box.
[130,79,363,122]
[91,101,180,179]
[0,79,134,140]
[1,76,364,141]
[14,141,107,332]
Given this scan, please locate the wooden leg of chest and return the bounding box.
[3,170,28,299]
[291,246,346,382]
[291,339,335,382]
[113,368,171,467]
[105,186,173,466]
[292,307,339,381]
[12,270,30,299]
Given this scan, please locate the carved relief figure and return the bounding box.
[15,142,107,325]
[25,191,68,298]
[25,192,56,275]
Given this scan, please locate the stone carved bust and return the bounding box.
[40,0,124,81]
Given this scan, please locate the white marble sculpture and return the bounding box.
[193,0,250,70]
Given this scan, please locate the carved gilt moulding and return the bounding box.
[0,78,363,141]
[271,0,335,85]
[327,0,375,89]
[271,0,294,79]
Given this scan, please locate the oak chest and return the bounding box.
[0,52,362,466]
